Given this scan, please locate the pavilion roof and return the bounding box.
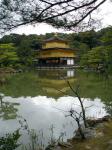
[40,47,75,51]
[43,36,68,43]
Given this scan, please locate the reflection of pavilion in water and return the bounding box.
[38,69,75,79]
[37,70,76,97]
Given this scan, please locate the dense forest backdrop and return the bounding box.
[0,26,112,73]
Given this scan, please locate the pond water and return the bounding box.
[0,69,112,149]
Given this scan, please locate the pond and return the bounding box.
[0,69,112,149]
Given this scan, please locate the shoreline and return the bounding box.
[46,115,112,150]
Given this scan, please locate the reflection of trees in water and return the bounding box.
[0,94,21,150]
[0,94,19,120]
[0,70,111,101]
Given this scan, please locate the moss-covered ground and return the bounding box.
[62,120,112,150]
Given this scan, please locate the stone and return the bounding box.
[102,115,111,122]
[85,145,91,150]
[58,142,72,148]
[105,140,112,150]
[87,116,112,128]
[84,128,96,138]
[45,144,55,150]
[54,146,61,150]
[107,139,112,145]
[106,145,112,150]
[95,131,104,138]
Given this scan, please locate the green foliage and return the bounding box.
[0,34,22,45]
[100,27,112,46]
[0,43,19,67]
[80,46,112,69]
[0,101,19,120]
[78,30,99,49]
[17,40,35,68]
[0,130,21,150]
[80,26,112,72]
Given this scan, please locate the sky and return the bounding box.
[5,0,112,36]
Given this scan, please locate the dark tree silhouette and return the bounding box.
[0,0,107,33]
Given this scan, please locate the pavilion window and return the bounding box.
[67,58,74,65]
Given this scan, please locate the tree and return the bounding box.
[100,26,112,46]
[67,33,90,62]
[55,81,88,139]
[80,45,112,72]
[79,30,99,49]
[0,43,19,67]
[80,26,112,72]
[0,0,107,33]
[17,38,36,68]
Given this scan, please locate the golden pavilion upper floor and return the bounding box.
[36,35,77,68]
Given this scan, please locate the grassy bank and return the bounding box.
[61,120,112,150]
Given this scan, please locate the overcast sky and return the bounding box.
[5,0,112,35]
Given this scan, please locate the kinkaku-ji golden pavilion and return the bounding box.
[37,34,76,68]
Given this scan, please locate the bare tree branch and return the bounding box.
[65,0,106,29]
[0,0,107,33]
